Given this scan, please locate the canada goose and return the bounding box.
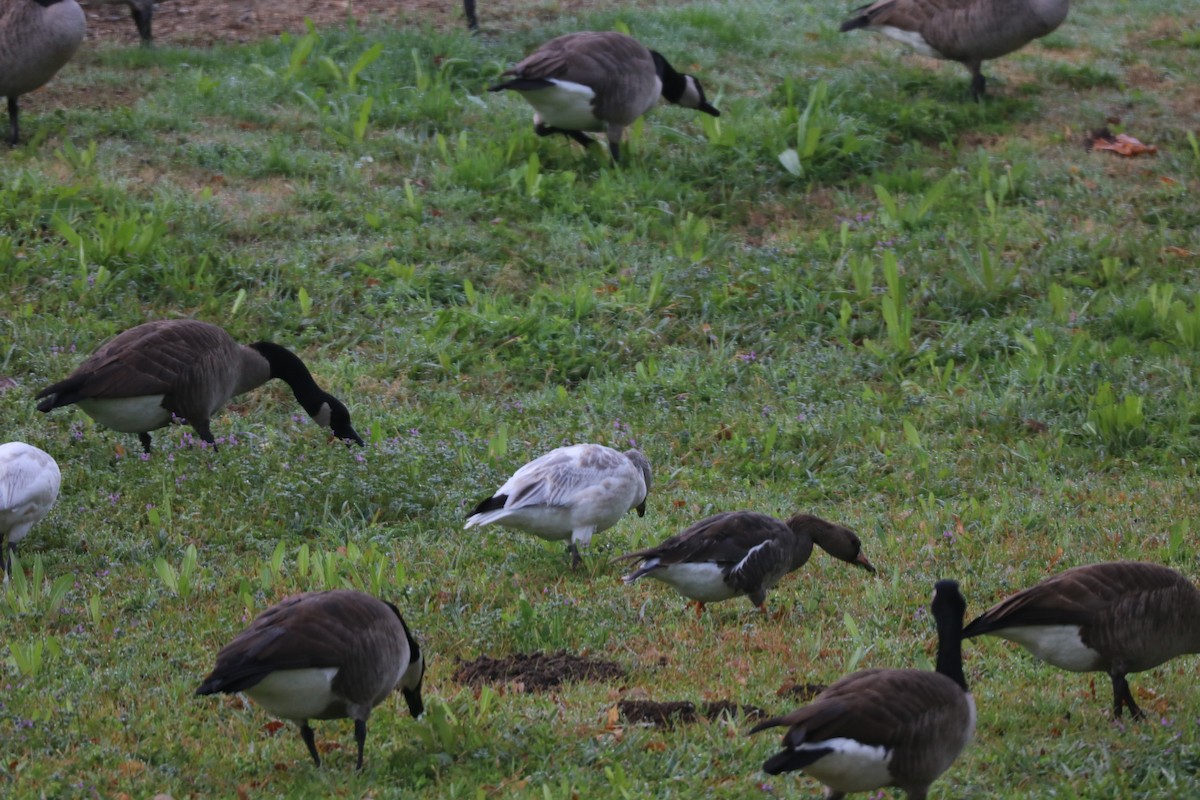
[963,561,1200,719]
[616,512,876,614]
[464,443,652,566]
[196,590,425,769]
[35,319,364,452]
[839,0,1070,99]
[91,0,156,43]
[751,579,975,800]
[463,0,477,30]
[0,442,61,575]
[0,0,86,146]
[488,31,720,162]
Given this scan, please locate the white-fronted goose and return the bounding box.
[464,443,651,566]
[488,31,720,162]
[839,0,1070,99]
[963,561,1200,719]
[35,319,364,452]
[751,579,975,799]
[0,442,61,574]
[616,512,876,614]
[1,0,86,145]
[196,590,425,769]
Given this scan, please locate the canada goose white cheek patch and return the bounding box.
[523,80,601,131]
[313,403,332,428]
[77,395,171,433]
[876,26,942,59]
[800,738,894,792]
[245,667,341,720]
[655,562,738,602]
[995,625,1103,672]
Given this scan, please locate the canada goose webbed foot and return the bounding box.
[138,432,153,453]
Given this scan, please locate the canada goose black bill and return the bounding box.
[196,590,425,769]
[839,0,1070,100]
[464,443,652,567]
[616,512,874,614]
[751,580,974,799]
[962,561,1200,719]
[0,442,62,575]
[488,31,719,162]
[0,0,86,145]
[35,320,364,452]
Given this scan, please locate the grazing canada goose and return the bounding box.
[35,319,364,452]
[464,443,652,566]
[0,442,61,575]
[616,512,876,614]
[839,0,1070,99]
[92,0,157,43]
[963,561,1200,719]
[751,579,975,800]
[489,31,720,162]
[0,0,86,146]
[196,590,425,769]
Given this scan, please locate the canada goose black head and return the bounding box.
[391,601,426,717]
[650,51,720,117]
[248,341,364,446]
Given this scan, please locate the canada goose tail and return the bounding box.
[617,557,661,584]
[488,78,554,93]
[466,493,507,519]
[34,374,90,412]
[761,744,831,775]
[839,2,881,32]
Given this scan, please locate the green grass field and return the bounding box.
[3,0,1199,797]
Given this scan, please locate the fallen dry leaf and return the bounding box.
[1085,128,1157,157]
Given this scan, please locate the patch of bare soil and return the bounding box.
[454,650,625,691]
[775,681,827,701]
[618,699,766,727]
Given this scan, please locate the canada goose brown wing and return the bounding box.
[197,592,402,695]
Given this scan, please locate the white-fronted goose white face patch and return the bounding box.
[799,737,895,793]
[992,624,1103,672]
[245,667,341,721]
[523,80,602,131]
[77,395,171,433]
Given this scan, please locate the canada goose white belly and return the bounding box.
[523,80,603,131]
[994,625,1103,672]
[876,26,942,59]
[799,738,895,791]
[649,562,738,602]
[245,667,342,720]
[76,396,171,433]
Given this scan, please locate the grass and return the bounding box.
[2,0,1200,797]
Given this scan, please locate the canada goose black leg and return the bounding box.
[131,6,153,44]
[969,71,987,102]
[192,420,219,451]
[608,139,622,164]
[354,719,367,770]
[2,540,13,575]
[463,0,478,30]
[567,541,582,569]
[7,96,19,147]
[299,721,321,767]
[1111,672,1143,720]
[138,432,153,453]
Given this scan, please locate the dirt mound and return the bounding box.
[618,699,766,727]
[454,650,625,691]
[776,682,828,701]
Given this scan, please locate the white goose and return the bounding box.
[464,443,652,566]
[0,442,61,574]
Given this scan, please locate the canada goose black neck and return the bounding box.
[651,51,686,101]
[932,579,968,692]
[388,600,426,717]
[250,341,364,445]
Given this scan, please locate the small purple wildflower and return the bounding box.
[738,351,758,363]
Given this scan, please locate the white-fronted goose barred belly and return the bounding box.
[752,580,975,800]
[464,443,651,567]
[616,512,875,614]
[839,0,1070,99]
[35,320,364,452]
[0,0,86,145]
[489,31,720,162]
[0,443,61,575]
[963,561,1200,719]
[196,590,425,769]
